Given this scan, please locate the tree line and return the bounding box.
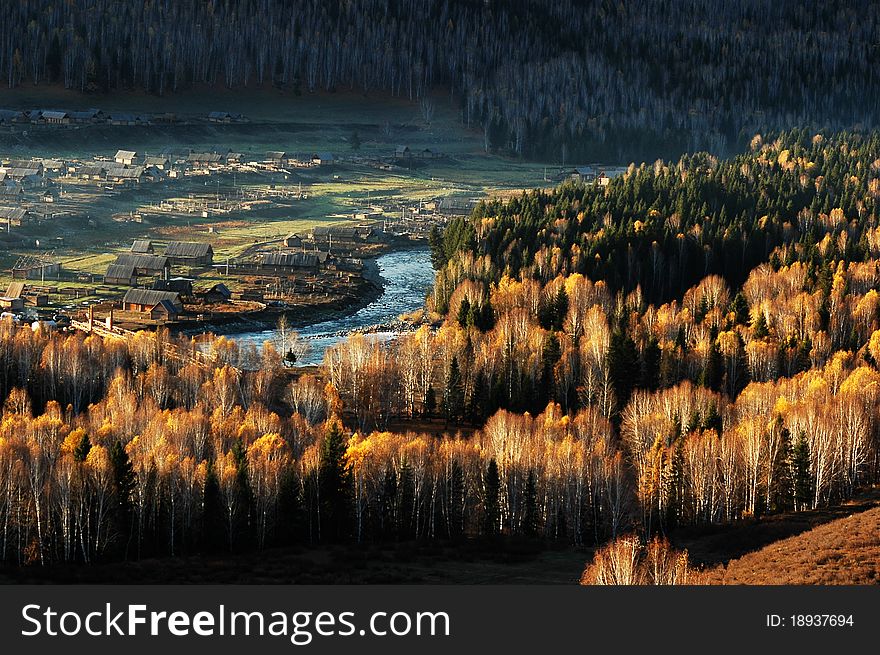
[2,2,880,159]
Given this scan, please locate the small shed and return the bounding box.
[150,299,180,322]
[197,283,233,303]
[0,297,24,311]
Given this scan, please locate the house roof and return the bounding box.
[2,168,41,179]
[260,252,320,267]
[143,156,170,166]
[41,110,69,120]
[113,253,169,271]
[4,282,24,298]
[0,207,27,221]
[186,152,224,163]
[266,151,288,160]
[69,109,101,120]
[115,150,137,160]
[165,241,213,258]
[78,165,106,177]
[104,264,137,281]
[131,239,153,253]
[122,288,181,307]
[0,182,23,195]
[313,152,335,161]
[199,282,232,299]
[151,299,180,314]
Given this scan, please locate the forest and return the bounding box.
[2,1,880,159]
[3,130,880,571]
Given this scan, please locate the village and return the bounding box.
[0,138,478,333]
[1,103,614,337]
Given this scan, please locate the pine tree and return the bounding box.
[769,426,794,513]
[553,285,569,331]
[539,333,561,409]
[319,420,352,542]
[230,437,253,549]
[457,297,471,327]
[730,292,750,325]
[444,356,465,423]
[641,336,661,390]
[276,467,301,545]
[202,463,225,552]
[380,467,397,540]
[483,459,500,538]
[752,311,770,339]
[424,384,436,417]
[699,326,724,391]
[607,329,639,414]
[109,440,136,558]
[73,432,92,462]
[792,431,813,511]
[523,469,539,538]
[446,462,464,540]
[396,460,415,540]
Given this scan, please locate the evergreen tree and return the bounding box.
[446,462,464,540]
[607,329,639,414]
[539,333,561,409]
[699,326,724,391]
[522,469,539,538]
[730,292,750,325]
[457,297,471,328]
[483,459,500,538]
[109,440,136,558]
[396,460,415,540]
[380,467,398,540]
[641,336,661,390]
[553,285,569,331]
[752,311,770,339]
[202,463,225,552]
[276,467,301,545]
[444,357,465,423]
[769,426,794,514]
[319,421,352,542]
[792,431,813,511]
[73,432,92,462]
[424,384,436,417]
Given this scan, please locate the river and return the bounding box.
[231,248,435,365]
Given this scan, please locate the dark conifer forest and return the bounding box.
[2,1,880,159]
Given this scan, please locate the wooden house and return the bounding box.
[122,288,183,313]
[114,150,138,166]
[164,241,214,266]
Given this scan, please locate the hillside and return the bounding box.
[703,504,880,584]
[2,1,880,160]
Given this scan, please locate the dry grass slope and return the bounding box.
[705,506,880,585]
